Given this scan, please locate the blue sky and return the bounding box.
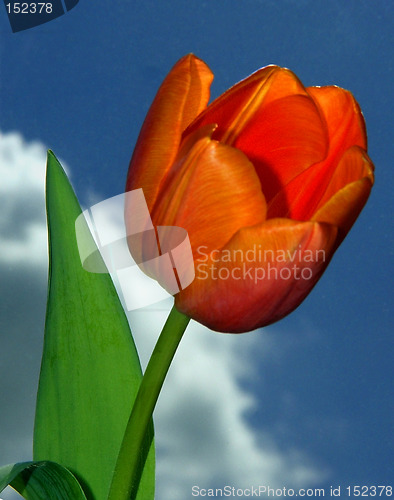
[0,1,393,499]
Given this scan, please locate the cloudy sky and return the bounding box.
[0,1,392,499]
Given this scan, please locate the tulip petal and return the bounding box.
[151,126,267,254]
[186,67,329,204]
[176,219,337,332]
[268,144,374,218]
[264,86,367,220]
[184,65,279,140]
[315,145,374,210]
[266,159,328,220]
[267,84,371,221]
[185,66,311,140]
[308,86,367,156]
[312,147,374,242]
[286,86,367,217]
[235,93,328,203]
[126,54,214,209]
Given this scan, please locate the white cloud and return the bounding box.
[0,131,329,500]
[0,132,48,267]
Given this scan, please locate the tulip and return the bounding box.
[125,54,374,333]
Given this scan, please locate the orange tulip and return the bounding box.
[125,54,374,333]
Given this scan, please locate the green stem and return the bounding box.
[107,305,191,500]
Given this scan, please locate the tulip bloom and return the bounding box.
[126,54,374,333]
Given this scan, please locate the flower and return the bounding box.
[125,54,374,333]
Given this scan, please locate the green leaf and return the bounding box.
[0,461,87,500]
[33,151,154,500]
